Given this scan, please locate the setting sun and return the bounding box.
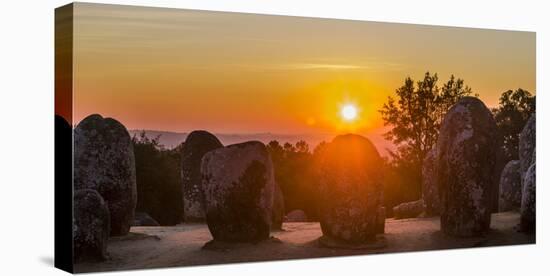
[341,104,358,121]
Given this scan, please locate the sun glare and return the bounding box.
[341,104,358,121]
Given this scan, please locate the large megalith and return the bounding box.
[520,162,536,233]
[498,160,522,212]
[74,114,137,236]
[317,134,384,245]
[181,130,223,222]
[519,115,536,182]
[436,97,498,237]
[201,141,275,243]
[73,189,110,262]
[422,148,440,216]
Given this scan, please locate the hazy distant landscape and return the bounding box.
[128,130,394,156]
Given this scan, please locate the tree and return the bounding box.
[267,140,321,220]
[132,131,183,225]
[379,72,474,203]
[492,88,536,161]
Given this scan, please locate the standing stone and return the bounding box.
[73,189,110,262]
[436,97,498,237]
[318,134,384,244]
[271,183,285,230]
[520,162,536,233]
[74,114,137,236]
[201,141,275,242]
[519,115,536,182]
[492,143,506,212]
[422,148,440,216]
[498,160,522,212]
[376,206,386,234]
[181,130,223,222]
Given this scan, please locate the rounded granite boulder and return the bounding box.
[181,130,223,222]
[74,114,137,236]
[318,134,384,244]
[435,97,498,237]
[73,189,110,262]
[201,141,275,243]
[519,115,536,182]
[520,163,536,233]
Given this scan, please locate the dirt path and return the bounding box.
[75,212,535,273]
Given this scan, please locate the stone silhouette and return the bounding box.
[201,141,275,242]
[498,160,522,212]
[73,189,110,262]
[74,114,137,236]
[318,134,384,244]
[520,162,536,233]
[422,148,440,216]
[519,115,535,182]
[376,206,386,234]
[181,130,223,222]
[271,183,285,230]
[436,97,498,237]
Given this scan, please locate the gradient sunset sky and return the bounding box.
[71,3,535,147]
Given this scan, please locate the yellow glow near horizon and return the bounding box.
[71,3,535,138]
[341,104,358,121]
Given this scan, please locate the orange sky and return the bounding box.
[71,3,535,145]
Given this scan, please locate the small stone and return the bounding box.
[133,212,160,226]
[285,209,308,222]
[73,189,110,262]
[393,199,424,219]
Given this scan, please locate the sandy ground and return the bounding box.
[75,212,535,273]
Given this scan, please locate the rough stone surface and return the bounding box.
[318,134,384,244]
[491,145,505,212]
[285,210,308,222]
[74,189,110,262]
[436,97,498,237]
[376,206,386,234]
[498,160,522,212]
[393,199,425,219]
[181,130,223,222]
[201,141,275,242]
[271,183,285,230]
[520,163,536,233]
[74,114,137,236]
[133,212,160,226]
[519,114,536,182]
[422,148,440,216]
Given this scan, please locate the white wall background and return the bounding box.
[0,0,548,275]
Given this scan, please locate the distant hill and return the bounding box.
[128,130,393,156]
